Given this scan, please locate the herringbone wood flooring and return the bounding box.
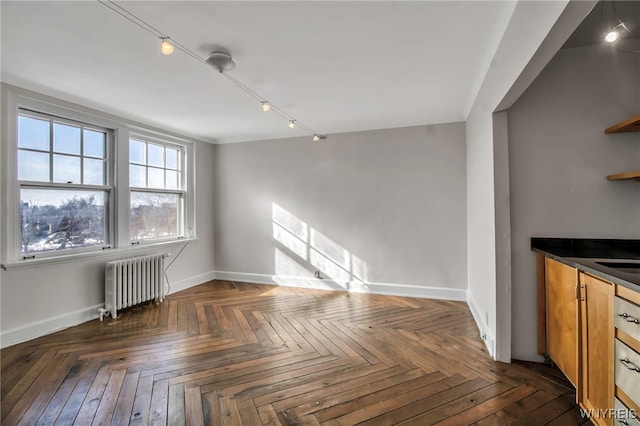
[1,280,583,425]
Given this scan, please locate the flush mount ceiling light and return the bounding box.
[205,51,236,73]
[98,0,326,141]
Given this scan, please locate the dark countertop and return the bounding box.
[531,238,640,291]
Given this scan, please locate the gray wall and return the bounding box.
[508,44,640,361]
[214,123,467,291]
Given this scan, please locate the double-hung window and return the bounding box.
[3,90,196,267]
[129,137,186,243]
[17,110,111,257]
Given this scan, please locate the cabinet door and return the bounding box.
[580,273,614,426]
[545,257,579,387]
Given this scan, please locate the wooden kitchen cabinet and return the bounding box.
[545,257,579,387]
[579,272,614,426]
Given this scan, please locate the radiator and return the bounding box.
[104,254,168,319]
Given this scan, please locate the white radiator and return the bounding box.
[104,254,168,319]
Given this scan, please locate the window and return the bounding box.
[3,90,196,266]
[129,138,185,242]
[17,111,111,256]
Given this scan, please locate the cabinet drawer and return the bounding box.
[615,398,640,426]
[616,296,640,341]
[616,339,640,407]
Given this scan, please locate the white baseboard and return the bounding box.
[214,271,467,301]
[167,270,217,295]
[467,291,495,359]
[0,303,104,349]
[0,269,216,349]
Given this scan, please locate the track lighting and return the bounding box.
[99,0,327,141]
[603,21,627,44]
[160,37,174,55]
[205,51,236,73]
[605,28,619,43]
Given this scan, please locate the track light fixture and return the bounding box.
[605,28,619,42]
[160,37,174,55]
[604,22,627,43]
[205,51,236,73]
[98,0,327,142]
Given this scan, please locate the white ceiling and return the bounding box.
[1,1,517,144]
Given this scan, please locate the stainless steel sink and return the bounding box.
[596,261,640,274]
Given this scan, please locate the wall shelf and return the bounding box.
[607,171,640,181]
[604,113,640,133]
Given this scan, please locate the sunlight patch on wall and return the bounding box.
[273,222,308,260]
[272,203,370,290]
[310,229,350,272]
[273,248,318,288]
[309,248,351,285]
[273,203,308,241]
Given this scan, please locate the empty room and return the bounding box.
[1,1,639,425]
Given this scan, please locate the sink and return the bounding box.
[596,261,640,274]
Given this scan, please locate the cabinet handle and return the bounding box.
[618,313,640,324]
[619,357,640,372]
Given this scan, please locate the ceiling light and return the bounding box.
[605,28,619,43]
[603,20,628,44]
[313,134,319,141]
[98,1,327,141]
[206,51,236,73]
[160,37,174,55]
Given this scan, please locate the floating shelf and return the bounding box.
[604,114,640,134]
[607,171,640,181]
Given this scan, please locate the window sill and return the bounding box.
[1,238,197,271]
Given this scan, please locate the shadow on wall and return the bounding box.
[271,203,370,291]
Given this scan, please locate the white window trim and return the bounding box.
[1,88,197,268]
[127,129,195,245]
[16,110,115,260]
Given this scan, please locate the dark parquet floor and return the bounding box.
[0,280,584,425]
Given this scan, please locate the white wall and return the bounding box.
[508,44,640,361]
[214,123,468,299]
[0,86,217,347]
[465,0,572,361]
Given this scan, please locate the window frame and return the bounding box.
[16,109,114,259]
[2,88,197,267]
[128,133,188,244]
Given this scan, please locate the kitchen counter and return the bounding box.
[531,238,640,291]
